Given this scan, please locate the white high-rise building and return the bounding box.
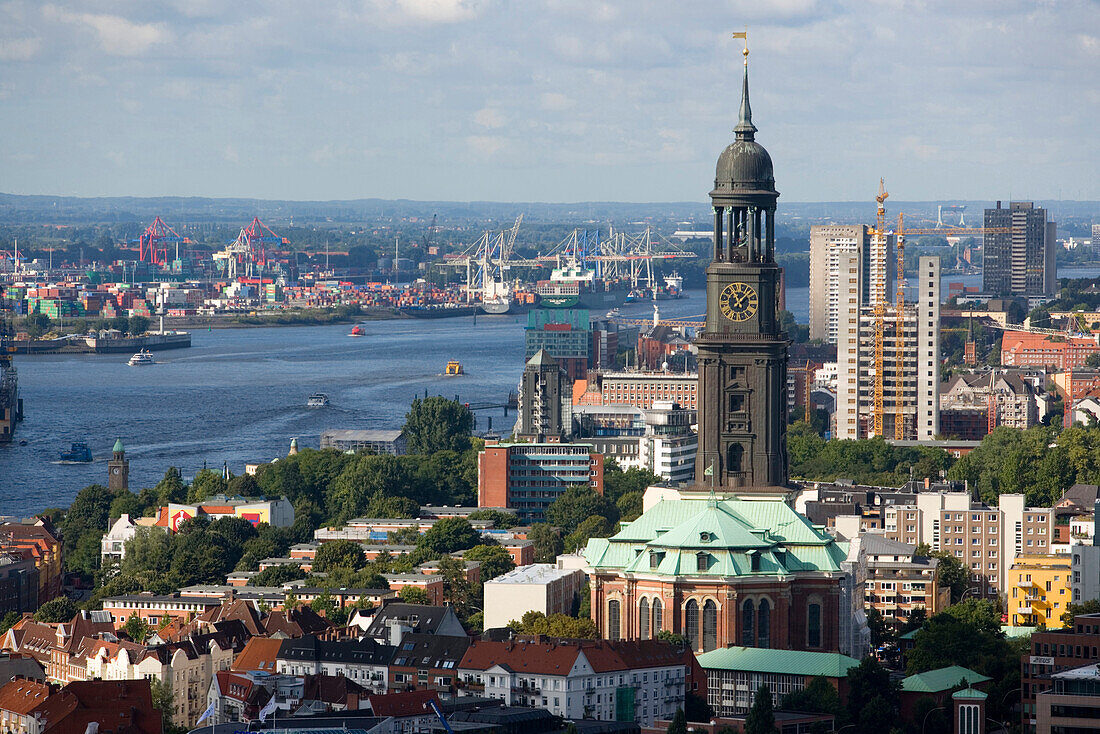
[809,225,895,344]
[637,400,697,484]
[835,255,940,440]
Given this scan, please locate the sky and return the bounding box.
[0,0,1098,203]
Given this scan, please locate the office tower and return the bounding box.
[983,201,1056,297]
[515,350,572,441]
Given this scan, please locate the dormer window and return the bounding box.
[748,549,761,572]
[650,551,663,569]
[696,552,709,572]
[700,532,712,543]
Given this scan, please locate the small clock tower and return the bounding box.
[108,438,129,491]
[695,45,789,491]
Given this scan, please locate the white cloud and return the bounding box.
[0,37,40,61]
[540,92,575,111]
[467,134,505,156]
[395,0,481,23]
[474,107,505,129]
[43,5,169,56]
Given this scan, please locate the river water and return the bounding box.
[5,265,1097,515]
[0,293,707,514]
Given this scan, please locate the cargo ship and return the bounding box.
[536,256,628,311]
[12,330,191,355]
[0,288,21,444]
[397,304,478,319]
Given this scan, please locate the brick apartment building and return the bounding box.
[478,441,604,523]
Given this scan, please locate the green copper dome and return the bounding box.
[113,438,124,453]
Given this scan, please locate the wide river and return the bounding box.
[0,292,709,514]
[5,265,1097,515]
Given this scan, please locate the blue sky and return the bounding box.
[0,0,1097,203]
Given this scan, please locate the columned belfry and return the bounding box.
[694,43,789,492]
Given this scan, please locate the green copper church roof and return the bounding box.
[584,496,848,579]
[900,666,990,693]
[113,438,124,453]
[696,646,860,678]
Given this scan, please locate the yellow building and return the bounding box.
[1008,554,1072,628]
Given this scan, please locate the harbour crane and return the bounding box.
[136,217,189,268]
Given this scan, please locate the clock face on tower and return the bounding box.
[112,467,120,475]
[719,282,759,322]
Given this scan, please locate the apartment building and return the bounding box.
[1036,665,1100,734]
[1008,555,1073,628]
[477,441,604,523]
[637,400,697,484]
[861,535,948,627]
[940,369,1040,438]
[1001,331,1100,370]
[883,492,1053,598]
[595,371,698,411]
[457,638,691,726]
[836,255,940,440]
[808,224,894,344]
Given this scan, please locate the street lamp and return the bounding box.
[960,587,982,601]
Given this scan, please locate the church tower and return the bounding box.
[694,46,789,491]
[108,438,129,491]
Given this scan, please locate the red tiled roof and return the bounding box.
[459,638,688,676]
[0,678,51,715]
[231,637,282,673]
[367,689,440,718]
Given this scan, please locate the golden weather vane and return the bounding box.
[732,30,748,64]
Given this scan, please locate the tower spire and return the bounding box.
[733,32,756,139]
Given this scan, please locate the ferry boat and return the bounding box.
[445,361,465,376]
[349,325,364,337]
[307,393,330,407]
[127,350,155,366]
[59,442,93,463]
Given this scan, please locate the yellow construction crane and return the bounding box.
[869,179,889,438]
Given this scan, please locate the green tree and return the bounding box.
[603,462,660,502]
[0,611,20,634]
[616,491,644,523]
[438,555,474,617]
[667,708,687,734]
[398,586,431,604]
[847,657,897,731]
[250,564,307,587]
[124,614,150,643]
[466,509,519,529]
[463,544,515,581]
[564,514,613,552]
[1062,599,1100,626]
[34,596,78,623]
[313,540,367,574]
[506,610,598,638]
[402,396,474,454]
[154,468,187,505]
[150,677,174,717]
[530,524,563,563]
[60,484,117,576]
[941,599,1001,635]
[546,487,619,534]
[363,491,420,519]
[187,468,228,504]
[746,685,777,734]
[418,517,480,555]
[24,312,51,338]
[782,676,843,721]
[930,551,968,603]
[127,315,150,335]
